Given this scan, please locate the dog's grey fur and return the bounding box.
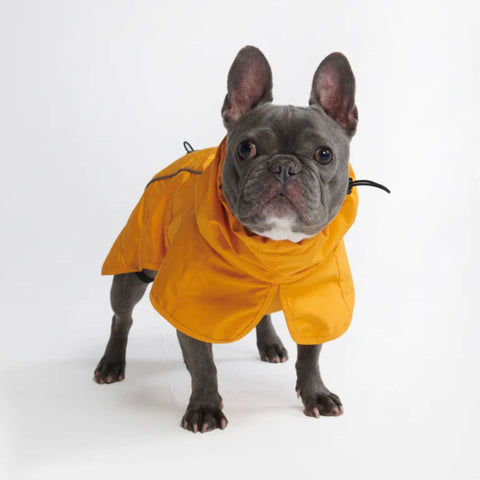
[94,46,358,433]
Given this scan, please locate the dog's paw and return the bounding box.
[297,389,344,417]
[93,357,126,384]
[181,405,228,433]
[258,341,288,363]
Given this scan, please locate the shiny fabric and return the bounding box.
[102,138,359,344]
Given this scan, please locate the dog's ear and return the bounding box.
[222,46,273,128]
[310,52,358,136]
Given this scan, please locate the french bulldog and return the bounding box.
[94,46,359,433]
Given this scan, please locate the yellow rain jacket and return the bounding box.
[102,138,359,344]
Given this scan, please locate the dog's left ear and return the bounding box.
[222,46,273,128]
[310,52,358,136]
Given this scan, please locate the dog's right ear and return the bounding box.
[222,46,273,128]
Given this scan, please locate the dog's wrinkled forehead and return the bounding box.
[226,103,350,157]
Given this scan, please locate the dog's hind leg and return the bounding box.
[255,314,288,363]
[93,269,156,384]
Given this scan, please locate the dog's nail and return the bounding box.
[193,424,198,433]
[201,423,208,433]
[339,405,344,415]
[313,407,320,418]
[220,418,228,430]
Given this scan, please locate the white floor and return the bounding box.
[2,295,479,480]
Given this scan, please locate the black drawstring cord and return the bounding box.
[183,141,194,153]
[347,178,391,194]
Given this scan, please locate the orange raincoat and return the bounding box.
[102,138,359,344]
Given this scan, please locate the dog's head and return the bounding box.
[221,46,358,243]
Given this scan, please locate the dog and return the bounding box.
[95,46,363,433]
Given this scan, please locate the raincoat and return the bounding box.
[102,138,359,344]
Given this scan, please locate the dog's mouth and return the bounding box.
[238,191,326,240]
[240,189,293,215]
[238,187,313,228]
[264,193,296,216]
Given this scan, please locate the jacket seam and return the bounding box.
[145,168,202,188]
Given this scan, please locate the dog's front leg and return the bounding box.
[177,331,227,433]
[295,344,344,417]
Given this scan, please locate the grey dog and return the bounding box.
[94,46,360,433]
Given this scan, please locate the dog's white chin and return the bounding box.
[250,216,314,243]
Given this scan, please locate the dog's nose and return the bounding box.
[268,158,302,183]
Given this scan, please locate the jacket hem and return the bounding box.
[149,285,278,344]
[101,262,160,276]
[279,285,352,345]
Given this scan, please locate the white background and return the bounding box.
[1,1,479,479]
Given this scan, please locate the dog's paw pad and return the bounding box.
[301,391,344,417]
[181,406,228,433]
[258,343,289,363]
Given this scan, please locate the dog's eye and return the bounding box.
[314,147,333,164]
[238,141,257,160]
